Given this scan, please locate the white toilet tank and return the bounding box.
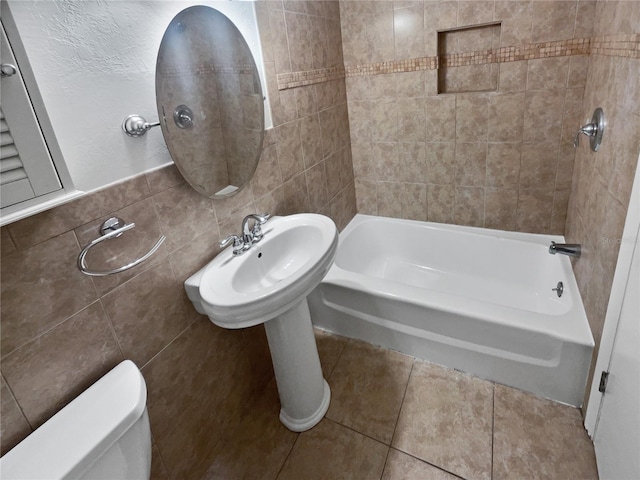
[0,360,151,480]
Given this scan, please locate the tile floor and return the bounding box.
[200,329,598,480]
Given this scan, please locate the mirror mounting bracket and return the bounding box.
[173,105,194,129]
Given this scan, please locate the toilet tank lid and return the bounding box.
[0,360,147,480]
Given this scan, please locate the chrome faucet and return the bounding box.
[549,241,581,258]
[220,213,271,256]
[242,213,271,245]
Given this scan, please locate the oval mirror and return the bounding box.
[156,5,264,199]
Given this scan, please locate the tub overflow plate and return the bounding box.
[552,281,564,298]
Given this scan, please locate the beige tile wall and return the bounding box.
[0,1,355,478]
[565,0,640,408]
[343,0,594,233]
[0,169,273,480]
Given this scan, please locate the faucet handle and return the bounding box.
[573,123,597,147]
[573,108,605,151]
[220,235,245,256]
[251,213,271,243]
[254,213,271,224]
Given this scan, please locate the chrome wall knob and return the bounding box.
[0,63,17,77]
[122,114,161,137]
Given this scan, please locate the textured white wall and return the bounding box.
[7,0,269,193]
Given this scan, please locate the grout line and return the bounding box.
[280,4,294,76]
[274,430,301,480]
[389,361,414,447]
[1,370,35,431]
[391,446,467,480]
[139,321,194,371]
[71,229,99,300]
[379,360,416,478]
[0,299,102,363]
[491,384,496,480]
[326,336,349,380]
[452,94,458,222]
[323,416,389,447]
[151,443,172,479]
[571,1,580,41]
[97,298,126,361]
[379,446,393,480]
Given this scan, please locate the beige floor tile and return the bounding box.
[277,418,389,480]
[314,328,349,378]
[326,339,414,443]
[202,380,298,480]
[392,361,493,480]
[381,449,459,480]
[492,384,598,480]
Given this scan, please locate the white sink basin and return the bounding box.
[184,213,337,432]
[199,213,338,328]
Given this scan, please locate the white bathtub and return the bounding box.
[308,214,595,406]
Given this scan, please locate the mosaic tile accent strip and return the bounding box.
[346,38,592,78]
[591,33,640,59]
[159,63,255,77]
[276,66,345,90]
[276,33,639,90]
[344,57,439,77]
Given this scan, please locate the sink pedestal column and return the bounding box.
[263,297,330,432]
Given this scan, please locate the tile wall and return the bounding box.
[564,0,640,408]
[343,0,594,233]
[1,170,276,480]
[0,2,355,478]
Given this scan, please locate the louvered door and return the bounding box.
[1,107,35,206]
[1,23,61,209]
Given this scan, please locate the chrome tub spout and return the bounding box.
[549,241,581,258]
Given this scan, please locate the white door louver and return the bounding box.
[0,107,35,207]
[1,23,61,209]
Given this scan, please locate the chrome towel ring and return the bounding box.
[77,217,166,276]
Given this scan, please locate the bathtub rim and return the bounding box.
[325,214,594,348]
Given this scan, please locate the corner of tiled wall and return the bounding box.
[343,0,598,234]
[340,0,639,412]
[564,0,640,410]
[256,0,355,232]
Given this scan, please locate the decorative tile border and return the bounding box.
[159,63,255,77]
[345,57,439,77]
[442,38,591,67]
[345,37,591,78]
[276,33,639,90]
[591,33,640,59]
[276,66,345,89]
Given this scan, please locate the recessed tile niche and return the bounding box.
[437,23,502,94]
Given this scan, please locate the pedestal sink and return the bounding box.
[184,213,338,431]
